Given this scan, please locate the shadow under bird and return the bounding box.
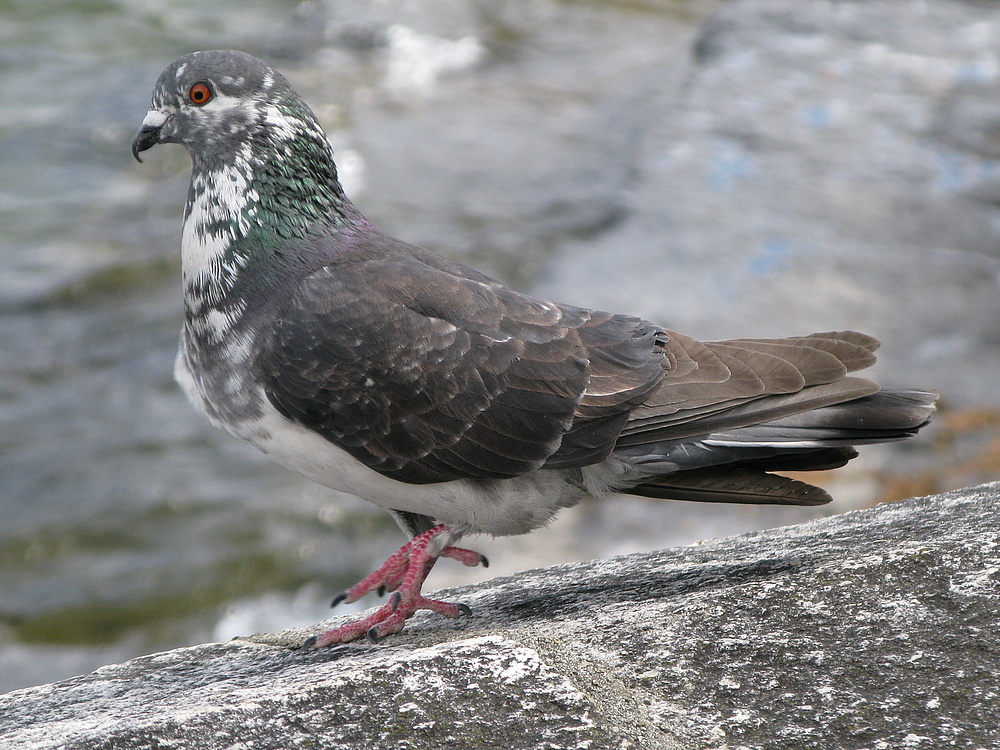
[132,50,937,646]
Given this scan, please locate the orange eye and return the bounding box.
[188,82,212,105]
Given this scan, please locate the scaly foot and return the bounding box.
[303,524,486,647]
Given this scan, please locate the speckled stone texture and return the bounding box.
[2,482,998,749]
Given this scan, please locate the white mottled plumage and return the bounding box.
[181,159,256,286]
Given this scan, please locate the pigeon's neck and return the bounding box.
[180,108,357,330]
[181,113,364,368]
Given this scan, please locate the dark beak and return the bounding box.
[131,110,168,163]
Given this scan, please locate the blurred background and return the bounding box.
[2,0,998,693]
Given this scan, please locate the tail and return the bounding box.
[625,389,937,506]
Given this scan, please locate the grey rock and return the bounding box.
[3,481,999,749]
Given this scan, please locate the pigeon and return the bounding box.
[132,50,937,646]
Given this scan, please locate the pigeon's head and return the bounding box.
[132,50,328,168]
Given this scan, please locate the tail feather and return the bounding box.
[617,389,937,506]
[703,390,937,448]
[598,328,937,507]
[617,377,881,445]
[726,446,858,473]
[631,466,833,506]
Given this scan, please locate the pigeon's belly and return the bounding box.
[240,399,583,537]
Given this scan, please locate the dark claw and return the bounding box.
[376,585,386,597]
[367,626,381,643]
[331,592,347,608]
[479,555,489,569]
[301,635,318,650]
[456,603,473,617]
[389,591,402,611]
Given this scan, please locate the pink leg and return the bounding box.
[304,524,487,648]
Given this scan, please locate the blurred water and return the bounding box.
[1,0,996,695]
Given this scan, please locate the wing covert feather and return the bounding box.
[261,255,665,482]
